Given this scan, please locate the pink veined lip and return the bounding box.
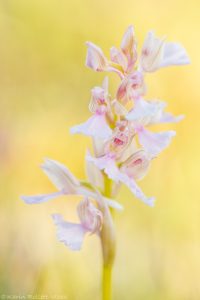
[114,137,124,146]
[131,158,143,166]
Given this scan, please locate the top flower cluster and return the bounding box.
[71,25,190,206]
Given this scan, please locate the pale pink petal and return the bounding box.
[160,42,190,67]
[103,158,121,182]
[110,46,127,71]
[92,137,106,157]
[102,76,109,92]
[52,214,87,251]
[91,86,106,102]
[157,112,184,124]
[112,99,128,116]
[70,114,112,139]
[85,150,104,189]
[119,139,138,162]
[121,25,134,52]
[119,173,155,206]
[41,159,80,193]
[140,31,165,72]
[21,191,64,204]
[77,186,123,211]
[127,99,184,126]
[103,197,124,211]
[85,42,108,71]
[86,42,124,78]
[106,65,124,78]
[126,99,166,125]
[86,153,120,182]
[120,25,137,71]
[138,128,176,156]
[140,32,190,72]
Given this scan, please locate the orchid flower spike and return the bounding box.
[22,25,189,260]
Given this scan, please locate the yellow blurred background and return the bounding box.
[0,0,199,299]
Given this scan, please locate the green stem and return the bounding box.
[104,174,113,199]
[101,175,115,300]
[102,264,113,300]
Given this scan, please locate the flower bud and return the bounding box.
[77,198,103,234]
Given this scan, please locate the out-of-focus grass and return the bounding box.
[0,0,199,299]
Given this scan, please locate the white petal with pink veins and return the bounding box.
[140,31,165,72]
[140,31,190,72]
[138,128,176,156]
[127,99,166,125]
[127,99,184,126]
[70,114,112,139]
[52,214,87,251]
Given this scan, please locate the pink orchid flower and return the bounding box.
[87,146,154,206]
[86,123,154,206]
[116,71,146,103]
[140,31,190,72]
[86,123,133,180]
[85,42,123,78]
[21,158,123,211]
[52,197,103,251]
[70,77,113,139]
[126,98,183,156]
[119,149,155,206]
[86,27,189,78]
[86,25,137,78]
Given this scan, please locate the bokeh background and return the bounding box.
[0,0,199,299]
